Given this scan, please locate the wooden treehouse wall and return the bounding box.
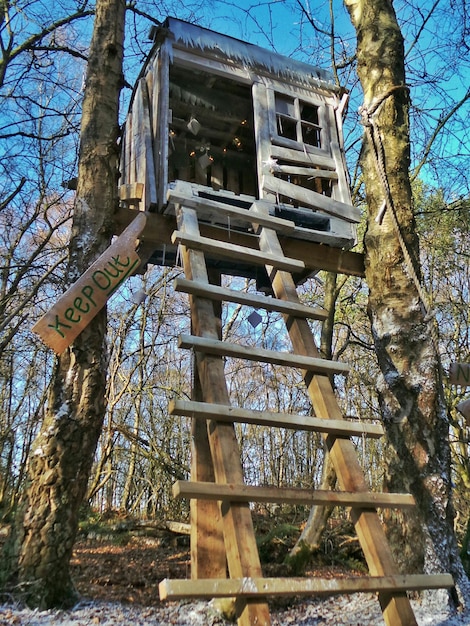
[119,17,359,263]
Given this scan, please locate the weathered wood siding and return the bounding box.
[119,17,358,249]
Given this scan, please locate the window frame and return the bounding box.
[268,87,331,156]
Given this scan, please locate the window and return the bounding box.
[275,94,322,148]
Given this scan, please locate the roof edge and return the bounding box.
[152,17,339,91]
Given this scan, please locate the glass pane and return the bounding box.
[301,122,321,147]
[275,94,296,118]
[300,102,319,125]
[277,115,297,141]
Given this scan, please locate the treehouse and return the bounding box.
[119,17,360,283]
[29,19,455,625]
[32,19,450,623]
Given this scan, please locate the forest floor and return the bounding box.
[1,518,470,625]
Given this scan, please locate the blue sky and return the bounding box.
[193,0,469,197]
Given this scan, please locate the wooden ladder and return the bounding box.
[159,195,453,626]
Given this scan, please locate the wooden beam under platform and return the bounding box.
[114,207,365,277]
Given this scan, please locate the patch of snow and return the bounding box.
[1,594,469,626]
[165,17,336,89]
[55,402,70,420]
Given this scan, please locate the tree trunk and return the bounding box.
[288,272,339,563]
[120,383,143,514]
[288,450,336,564]
[6,0,126,608]
[344,0,469,604]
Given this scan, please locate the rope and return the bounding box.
[359,87,440,354]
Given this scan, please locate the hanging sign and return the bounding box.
[33,213,147,354]
[448,363,470,387]
[456,399,470,423]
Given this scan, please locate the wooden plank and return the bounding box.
[173,480,416,509]
[170,399,384,439]
[175,205,271,626]
[119,119,129,186]
[167,188,296,232]
[113,208,366,277]
[119,182,144,204]
[159,573,454,600]
[330,140,353,205]
[252,202,419,626]
[126,112,135,185]
[32,213,146,354]
[155,40,170,210]
[138,78,158,211]
[252,81,277,205]
[318,101,331,150]
[280,234,364,276]
[262,174,361,223]
[174,278,328,321]
[190,364,226,580]
[171,229,306,273]
[252,80,276,205]
[130,85,141,204]
[270,144,337,170]
[276,165,338,179]
[179,334,351,376]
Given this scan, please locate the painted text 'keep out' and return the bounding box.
[48,255,139,338]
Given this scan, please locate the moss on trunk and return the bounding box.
[4,0,126,609]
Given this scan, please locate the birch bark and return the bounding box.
[7,0,126,608]
[344,0,469,604]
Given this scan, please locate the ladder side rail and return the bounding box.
[250,203,418,626]
[189,363,226,580]
[175,204,271,626]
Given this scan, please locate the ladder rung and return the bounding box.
[169,399,384,439]
[179,334,350,376]
[167,190,296,232]
[159,573,454,600]
[174,278,328,321]
[173,480,416,509]
[171,230,306,273]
